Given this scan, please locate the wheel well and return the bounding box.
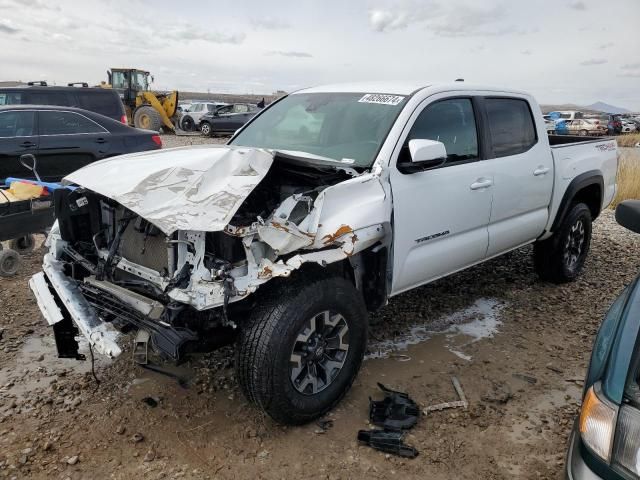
[276,246,388,313]
[573,183,602,220]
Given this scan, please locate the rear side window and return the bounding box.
[485,98,537,157]
[0,92,23,105]
[0,111,35,137]
[39,111,105,135]
[76,91,122,118]
[25,91,70,107]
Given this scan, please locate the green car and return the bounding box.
[566,200,640,479]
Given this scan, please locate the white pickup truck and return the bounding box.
[29,82,618,425]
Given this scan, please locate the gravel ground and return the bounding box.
[1,135,639,479]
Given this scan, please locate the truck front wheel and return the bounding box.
[235,276,368,425]
[534,202,592,283]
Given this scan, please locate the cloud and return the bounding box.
[621,62,640,70]
[368,1,439,32]
[569,1,586,10]
[521,50,532,55]
[267,50,313,58]
[0,19,19,34]
[251,16,290,30]
[598,42,614,49]
[165,25,245,45]
[368,3,529,38]
[618,72,640,78]
[580,58,607,66]
[368,9,410,32]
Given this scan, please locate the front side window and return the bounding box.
[233,104,249,113]
[111,71,128,89]
[192,104,203,112]
[231,92,407,167]
[485,98,537,157]
[405,98,478,162]
[39,111,105,135]
[0,111,35,137]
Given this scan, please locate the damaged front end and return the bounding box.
[29,145,389,363]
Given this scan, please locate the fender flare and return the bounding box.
[551,170,603,233]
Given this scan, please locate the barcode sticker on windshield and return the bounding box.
[358,94,405,106]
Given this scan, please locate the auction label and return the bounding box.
[358,94,405,106]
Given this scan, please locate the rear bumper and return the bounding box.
[28,253,122,358]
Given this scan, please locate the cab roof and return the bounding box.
[294,81,530,97]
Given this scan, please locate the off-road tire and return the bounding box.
[0,249,21,277]
[9,234,35,254]
[235,276,368,425]
[180,115,195,132]
[534,202,592,283]
[133,106,163,131]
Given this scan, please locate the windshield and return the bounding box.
[229,92,407,168]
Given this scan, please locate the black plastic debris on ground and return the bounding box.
[358,383,419,458]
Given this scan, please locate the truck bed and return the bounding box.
[542,135,618,237]
[548,134,613,147]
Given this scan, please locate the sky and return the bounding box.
[1,0,639,110]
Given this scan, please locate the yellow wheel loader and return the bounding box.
[104,68,179,132]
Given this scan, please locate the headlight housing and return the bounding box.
[580,384,618,463]
[612,405,640,476]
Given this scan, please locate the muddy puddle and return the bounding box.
[366,297,505,361]
[0,335,110,400]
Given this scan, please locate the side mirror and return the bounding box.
[615,200,640,234]
[398,139,447,173]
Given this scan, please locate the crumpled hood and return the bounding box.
[65,145,274,235]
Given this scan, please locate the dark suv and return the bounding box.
[0,83,126,124]
[565,201,640,479]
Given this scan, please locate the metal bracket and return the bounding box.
[133,329,150,365]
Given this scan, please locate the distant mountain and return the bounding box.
[586,102,631,114]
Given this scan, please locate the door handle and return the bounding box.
[20,141,36,148]
[533,166,550,176]
[95,138,107,144]
[470,178,493,190]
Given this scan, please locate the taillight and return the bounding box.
[151,135,162,147]
[120,114,128,124]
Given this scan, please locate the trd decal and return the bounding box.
[415,230,450,243]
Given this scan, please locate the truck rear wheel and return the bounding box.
[133,106,162,131]
[534,202,592,283]
[236,276,368,425]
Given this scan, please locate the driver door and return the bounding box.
[389,96,493,294]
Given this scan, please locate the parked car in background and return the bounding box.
[0,84,127,124]
[565,200,640,480]
[180,101,228,131]
[552,110,585,120]
[198,103,259,136]
[566,119,608,136]
[609,115,623,135]
[622,120,637,133]
[0,105,161,181]
[543,115,556,134]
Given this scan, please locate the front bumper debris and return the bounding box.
[29,253,122,358]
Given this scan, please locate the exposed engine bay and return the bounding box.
[34,146,389,363]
